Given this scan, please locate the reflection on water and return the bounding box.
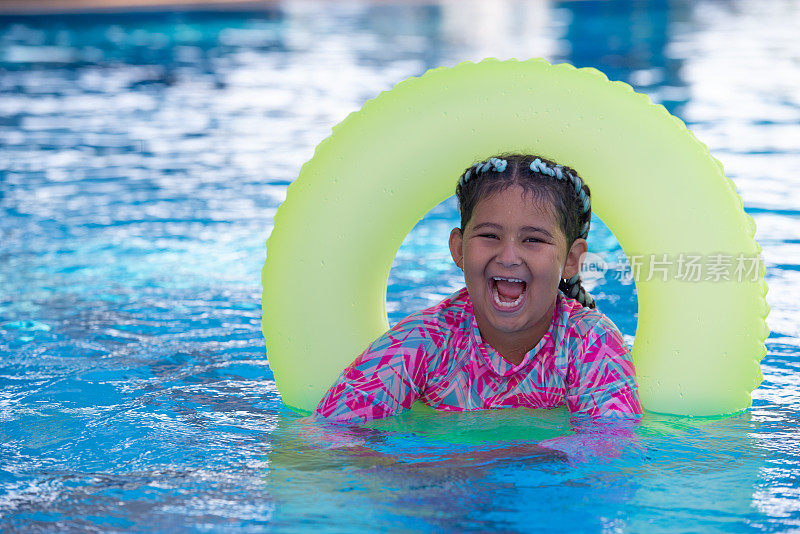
[265,410,766,531]
[1,0,799,531]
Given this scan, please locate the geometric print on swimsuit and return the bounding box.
[315,287,642,423]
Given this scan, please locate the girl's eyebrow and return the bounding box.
[471,222,554,239]
[521,226,554,238]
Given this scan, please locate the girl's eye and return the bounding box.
[479,233,498,239]
[524,237,542,243]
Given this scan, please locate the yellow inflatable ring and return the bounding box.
[262,58,768,417]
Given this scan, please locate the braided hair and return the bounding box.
[455,154,596,308]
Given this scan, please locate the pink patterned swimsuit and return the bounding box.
[314,287,642,423]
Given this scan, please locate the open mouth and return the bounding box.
[490,276,527,310]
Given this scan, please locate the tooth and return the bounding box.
[492,285,525,308]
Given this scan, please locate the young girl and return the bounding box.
[314,154,642,423]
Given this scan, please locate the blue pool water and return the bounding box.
[1,1,799,531]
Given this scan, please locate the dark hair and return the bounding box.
[455,154,596,308]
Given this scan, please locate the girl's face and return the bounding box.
[449,185,586,362]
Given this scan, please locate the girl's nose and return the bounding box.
[496,238,522,267]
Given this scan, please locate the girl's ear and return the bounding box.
[449,227,464,269]
[562,238,588,279]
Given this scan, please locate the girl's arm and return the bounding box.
[540,416,644,462]
[314,314,437,424]
[566,316,643,417]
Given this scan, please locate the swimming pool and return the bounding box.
[1,1,798,531]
